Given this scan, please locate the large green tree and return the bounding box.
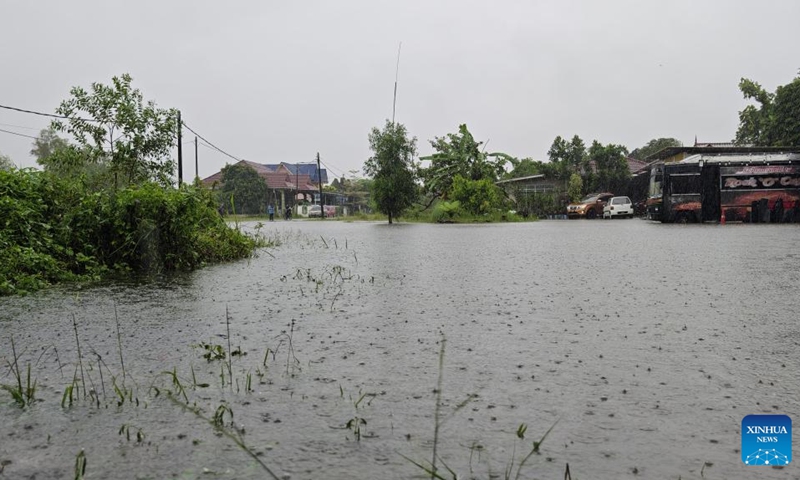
[588,141,630,193]
[547,135,587,179]
[364,120,417,224]
[735,75,800,146]
[218,163,268,215]
[420,124,510,198]
[630,137,683,160]
[52,73,178,187]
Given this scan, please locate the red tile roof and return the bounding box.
[201,161,321,191]
[626,156,648,174]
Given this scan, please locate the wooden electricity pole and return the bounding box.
[177,110,183,186]
[194,136,199,181]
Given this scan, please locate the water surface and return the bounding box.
[1,219,798,479]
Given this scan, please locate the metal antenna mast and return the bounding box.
[392,42,402,123]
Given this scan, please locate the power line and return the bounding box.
[319,159,346,179]
[0,103,79,121]
[182,121,242,163]
[0,127,37,140]
[0,122,39,131]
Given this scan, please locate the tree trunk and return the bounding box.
[388,211,393,224]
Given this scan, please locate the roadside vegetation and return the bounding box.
[0,74,269,296]
[357,74,800,222]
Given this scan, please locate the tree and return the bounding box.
[567,173,583,202]
[52,73,178,187]
[735,75,800,146]
[505,157,541,178]
[30,129,108,184]
[769,76,800,146]
[547,135,587,179]
[630,138,683,160]
[218,163,268,215]
[31,127,70,164]
[588,141,630,193]
[0,152,13,171]
[420,124,509,198]
[364,120,417,224]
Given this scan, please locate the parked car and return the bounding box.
[308,205,322,218]
[566,193,614,219]
[603,196,634,219]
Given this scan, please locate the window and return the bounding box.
[669,174,700,195]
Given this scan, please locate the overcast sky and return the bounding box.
[1,0,799,180]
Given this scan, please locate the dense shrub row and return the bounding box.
[0,169,263,295]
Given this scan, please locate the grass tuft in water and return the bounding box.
[74,449,86,480]
[1,337,37,408]
[165,394,281,480]
[118,423,145,443]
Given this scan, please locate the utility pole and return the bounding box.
[177,110,183,186]
[295,162,299,212]
[317,152,325,218]
[194,136,199,181]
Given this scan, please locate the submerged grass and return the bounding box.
[1,337,37,408]
[165,394,281,480]
[401,332,566,480]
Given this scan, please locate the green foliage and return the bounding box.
[771,77,800,146]
[74,449,87,480]
[504,157,551,179]
[587,141,630,193]
[364,120,418,224]
[449,175,503,215]
[736,75,800,146]
[0,152,14,171]
[431,200,462,222]
[511,191,561,218]
[547,135,587,179]
[0,169,261,295]
[1,338,37,408]
[629,137,682,160]
[31,127,70,164]
[52,73,178,187]
[420,124,510,197]
[218,162,268,215]
[567,173,583,202]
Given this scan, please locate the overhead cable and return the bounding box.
[320,159,345,178]
[182,121,242,163]
[0,127,38,140]
[0,103,96,122]
[0,122,39,131]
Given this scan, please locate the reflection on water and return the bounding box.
[1,220,798,479]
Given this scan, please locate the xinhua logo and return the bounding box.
[742,414,792,466]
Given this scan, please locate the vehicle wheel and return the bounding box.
[675,212,690,224]
[587,209,597,220]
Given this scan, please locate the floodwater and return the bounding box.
[1,219,799,480]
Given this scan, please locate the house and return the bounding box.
[202,161,327,212]
[625,156,649,175]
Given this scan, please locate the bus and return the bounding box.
[647,152,800,223]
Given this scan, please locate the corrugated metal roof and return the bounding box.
[679,152,800,164]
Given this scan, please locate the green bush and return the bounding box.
[431,200,462,223]
[449,175,503,215]
[0,169,263,295]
